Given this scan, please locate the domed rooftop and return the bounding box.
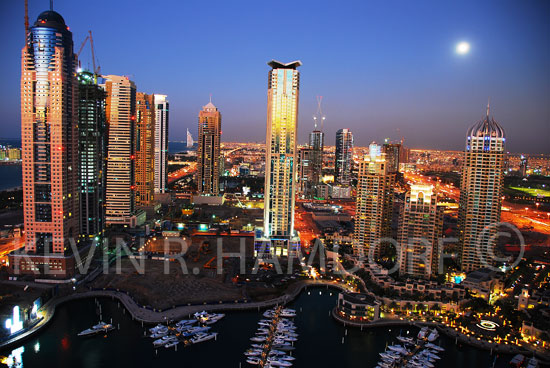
[34,10,67,29]
[466,103,505,139]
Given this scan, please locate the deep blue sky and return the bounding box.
[1,0,549,153]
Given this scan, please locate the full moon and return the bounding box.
[456,41,470,55]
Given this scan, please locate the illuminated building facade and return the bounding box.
[353,144,395,258]
[17,10,79,276]
[135,92,155,206]
[335,128,353,185]
[256,60,301,258]
[298,146,314,195]
[458,105,505,273]
[102,75,137,226]
[77,71,106,240]
[398,184,443,279]
[382,139,402,173]
[197,100,221,195]
[309,129,324,191]
[154,95,169,194]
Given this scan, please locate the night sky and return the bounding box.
[1,0,549,153]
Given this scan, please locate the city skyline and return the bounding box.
[1,0,549,154]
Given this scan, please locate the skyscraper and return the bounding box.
[398,184,443,279]
[309,129,324,191]
[256,60,302,258]
[77,71,106,241]
[15,10,79,276]
[197,99,221,195]
[102,75,137,226]
[353,144,395,258]
[458,105,505,273]
[154,95,169,194]
[298,146,314,195]
[382,139,402,173]
[335,128,353,185]
[135,92,155,206]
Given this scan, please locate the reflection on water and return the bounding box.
[1,287,513,368]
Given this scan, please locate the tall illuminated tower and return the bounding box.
[154,95,169,194]
[335,128,353,185]
[102,75,137,226]
[16,10,79,276]
[77,71,106,241]
[398,184,443,279]
[353,144,395,258]
[458,104,505,272]
[135,92,155,206]
[197,99,221,195]
[256,60,302,258]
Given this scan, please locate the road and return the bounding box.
[0,235,25,265]
[168,162,197,183]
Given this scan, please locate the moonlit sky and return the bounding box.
[1,0,549,153]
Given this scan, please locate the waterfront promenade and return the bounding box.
[331,307,550,363]
[0,279,347,350]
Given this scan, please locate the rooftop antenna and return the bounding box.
[209,93,212,104]
[24,0,29,40]
[313,96,325,132]
[50,0,53,11]
[486,97,490,118]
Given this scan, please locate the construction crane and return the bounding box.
[312,96,326,131]
[76,30,101,75]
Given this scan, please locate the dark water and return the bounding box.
[0,165,22,191]
[1,287,512,368]
[169,141,195,153]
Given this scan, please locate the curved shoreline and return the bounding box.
[0,279,346,351]
[331,307,550,363]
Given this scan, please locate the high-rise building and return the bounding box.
[353,144,395,258]
[335,128,353,185]
[298,146,314,195]
[398,184,444,279]
[197,99,221,195]
[256,60,302,258]
[14,10,79,276]
[458,105,505,273]
[154,95,169,194]
[309,129,324,186]
[102,75,137,226]
[135,92,155,206]
[77,71,106,241]
[382,139,401,173]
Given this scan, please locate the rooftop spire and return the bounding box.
[50,0,53,10]
[486,97,490,118]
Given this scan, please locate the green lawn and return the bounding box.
[509,186,550,197]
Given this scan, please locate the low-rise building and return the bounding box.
[337,292,381,321]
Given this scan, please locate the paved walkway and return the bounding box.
[0,279,347,350]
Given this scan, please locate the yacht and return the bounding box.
[244,349,262,356]
[250,336,266,342]
[181,326,211,337]
[199,313,225,325]
[149,324,168,334]
[150,330,169,338]
[526,357,539,368]
[164,340,180,348]
[427,328,439,342]
[153,335,176,347]
[388,345,408,354]
[189,332,217,344]
[425,343,444,352]
[78,322,115,337]
[417,326,429,339]
[267,358,292,367]
[397,336,415,345]
[246,357,261,365]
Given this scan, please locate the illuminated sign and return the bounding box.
[5,306,23,334]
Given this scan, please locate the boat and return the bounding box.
[78,322,115,337]
[526,357,539,368]
[427,328,439,342]
[280,356,295,361]
[150,330,169,338]
[510,354,525,368]
[246,357,261,365]
[153,335,176,347]
[181,326,211,337]
[175,319,196,327]
[417,326,429,339]
[189,332,217,344]
[164,340,180,348]
[388,344,408,354]
[149,324,168,333]
[199,313,225,325]
[425,343,444,352]
[267,358,292,367]
[251,343,265,349]
[250,336,266,342]
[397,336,415,345]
